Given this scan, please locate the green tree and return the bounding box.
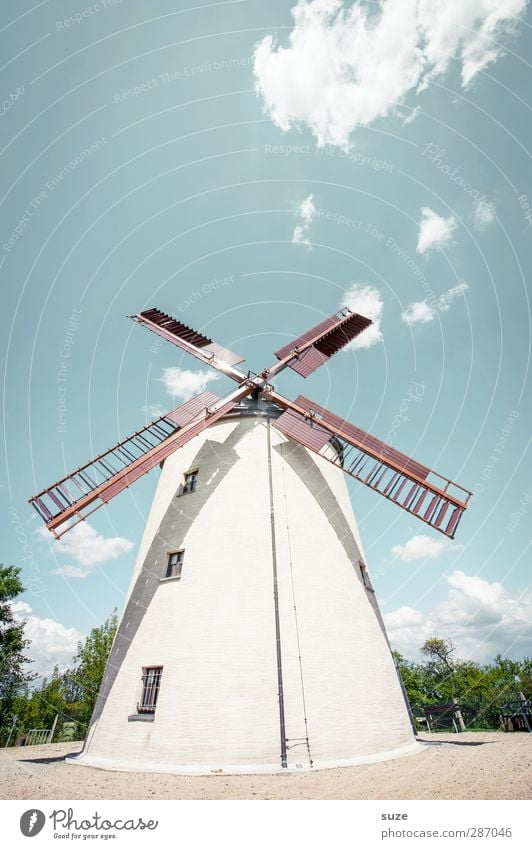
[421,637,456,671]
[0,564,35,733]
[66,610,118,727]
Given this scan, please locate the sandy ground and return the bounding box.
[1,733,530,800]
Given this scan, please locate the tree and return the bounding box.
[66,610,118,727]
[0,564,35,731]
[421,637,456,672]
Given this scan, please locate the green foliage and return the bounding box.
[66,610,118,727]
[394,644,532,730]
[2,609,118,745]
[0,564,35,733]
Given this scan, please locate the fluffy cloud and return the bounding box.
[417,207,457,254]
[254,0,526,149]
[402,282,468,326]
[12,601,82,678]
[39,523,134,579]
[159,366,219,401]
[383,570,532,662]
[340,284,383,349]
[401,301,435,326]
[474,197,496,230]
[292,193,316,247]
[391,533,463,562]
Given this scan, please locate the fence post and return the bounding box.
[47,714,59,744]
[453,698,466,731]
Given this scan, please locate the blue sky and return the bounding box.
[1,0,531,678]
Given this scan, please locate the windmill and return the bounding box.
[30,307,471,773]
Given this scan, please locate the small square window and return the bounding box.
[137,666,162,714]
[183,470,198,493]
[166,550,184,579]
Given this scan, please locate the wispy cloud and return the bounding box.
[402,281,469,326]
[159,366,219,401]
[254,0,526,149]
[383,570,532,662]
[340,284,384,349]
[292,193,316,248]
[474,197,496,230]
[402,105,420,126]
[417,207,457,255]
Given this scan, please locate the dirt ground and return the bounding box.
[1,733,530,800]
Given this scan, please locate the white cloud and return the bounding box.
[401,301,435,326]
[254,0,526,149]
[12,601,82,678]
[383,570,532,662]
[299,193,316,223]
[474,197,496,230]
[159,366,219,401]
[402,282,469,326]
[402,105,421,126]
[391,533,463,562]
[340,284,383,349]
[39,522,134,579]
[292,193,316,247]
[437,281,469,311]
[417,207,457,254]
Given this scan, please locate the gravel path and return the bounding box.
[1,733,531,800]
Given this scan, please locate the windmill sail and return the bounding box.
[271,393,472,539]
[131,308,245,379]
[272,309,372,377]
[30,388,249,537]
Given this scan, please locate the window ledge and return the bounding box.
[128,714,155,722]
[159,575,182,584]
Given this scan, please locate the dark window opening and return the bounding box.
[183,469,198,493]
[358,560,373,591]
[166,550,184,579]
[137,666,162,713]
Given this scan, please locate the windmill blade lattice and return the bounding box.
[30,388,249,537]
[270,392,472,539]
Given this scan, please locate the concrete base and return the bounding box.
[66,739,424,776]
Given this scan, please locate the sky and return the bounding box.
[1,0,531,680]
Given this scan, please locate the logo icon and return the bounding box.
[20,810,46,837]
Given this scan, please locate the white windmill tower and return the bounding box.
[31,308,471,773]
